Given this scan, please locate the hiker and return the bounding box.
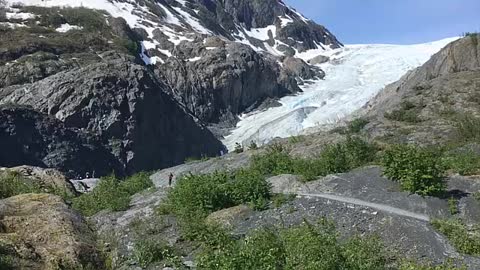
[168,172,174,186]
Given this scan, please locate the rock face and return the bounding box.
[158,40,300,124]
[0,56,224,175]
[196,0,342,52]
[0,106,122,177]
[363,35,480,145]
[0,193,103,269]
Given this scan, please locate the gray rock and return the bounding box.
[0,106,122,177]
[0,56,224,176]
[308,55,330,65]
[282,56,325,80]
[157,40,301,125]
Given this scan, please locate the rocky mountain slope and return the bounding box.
[0,0,341,176]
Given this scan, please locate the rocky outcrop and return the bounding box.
[362,35,480,145]
[282,56,325,81]
[0,55,224,176]
[194,0,342,52]
[367,35,479,116]
[157,40,300,124]
[0,106,122,177]
[0,193,103,269]
[0,166,77,196]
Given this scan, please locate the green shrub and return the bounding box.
[0,172,43,199]
[166,170,271,218]
[72,172,153,216]
[448,198,459,215]
[455,114,480,143]
[252,137,377,182]
[384,101,422,123]
[431,219,480,256]
[442,149,480,176]
[282,220,344,270]
[475,192,480,202]
[197,219,390,270]
[382,145,446,196]
[342,236,388,270]
[347,118,369,133]
[133,239,177,268]
[271,193,296,208]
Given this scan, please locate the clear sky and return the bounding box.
[284,0,480,45]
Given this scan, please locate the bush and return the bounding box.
[197,219,390,270]
[133,239,177,268]
[384,101,422,123]
[333,118,370,134]
[382,145,446,196]
[166,170,271,217]
[448,198,458,215]
[252,137,377,181]
[431,219,480,256]
[442,149,480,176]
[72,172,153,216]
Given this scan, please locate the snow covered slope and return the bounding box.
[4,0,341,64]
[223,37,459,150]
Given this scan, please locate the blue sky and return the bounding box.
[284,0,480,44]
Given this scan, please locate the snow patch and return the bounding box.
[6,12,35,20]
[244,25,276,41]
[56,23,83,32]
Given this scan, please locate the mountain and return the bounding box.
[0,0,341,175]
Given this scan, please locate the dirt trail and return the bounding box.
[297,192,430,222]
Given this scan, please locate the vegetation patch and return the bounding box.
[332,118,370,134]
[455,114,480,143]
[382,144,446,196]
[133,239,180,268]
[442,149,480,176]
[384,101,422,123]
[431,219,480,256]
[72,172,153,216]
[252,137,377,181]
[0,171,72,200]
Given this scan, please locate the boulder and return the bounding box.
[308,55,330,65]
[0,193,103,269]
[206,205,254,228]
[0,166,77,196]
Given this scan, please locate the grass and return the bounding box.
[431,219,480,256]
[0,171,43,199]
[381,144,446,196]
[72,172,153,216]
[455,114,480,143]
[384,101,422,123]
[0,171,73,200]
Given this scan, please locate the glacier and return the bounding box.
[223,37,459,150]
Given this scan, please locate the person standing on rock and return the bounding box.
[168,173,174,187]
